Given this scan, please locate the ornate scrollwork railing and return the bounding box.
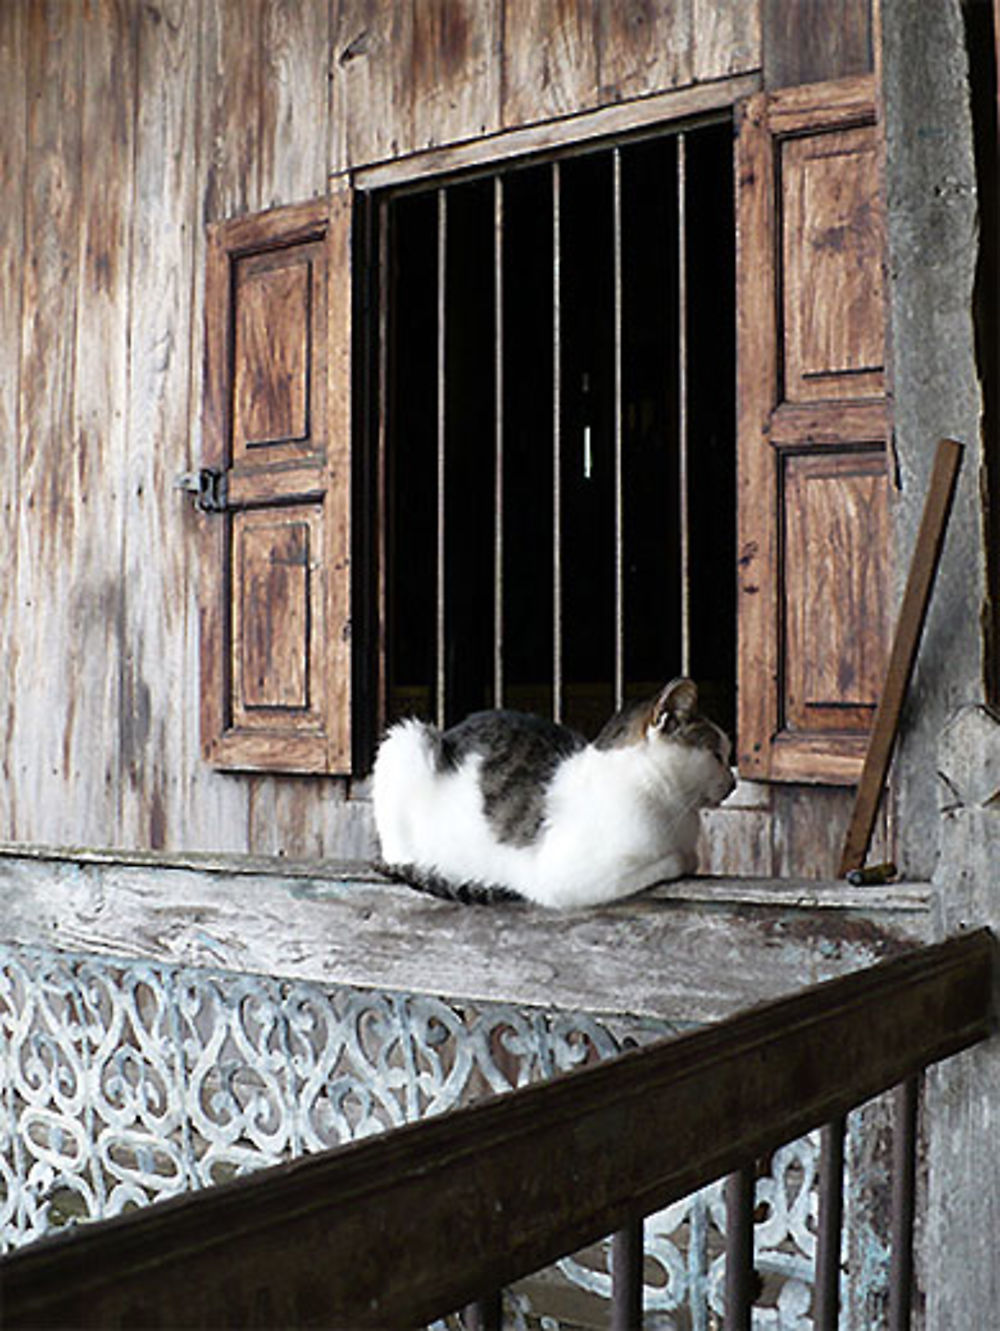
[1,941,837,1327]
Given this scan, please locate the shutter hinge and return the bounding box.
[175,468,228,514]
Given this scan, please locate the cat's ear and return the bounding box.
[653,678,698,731]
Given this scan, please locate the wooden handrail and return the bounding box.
[1,930,994,1329]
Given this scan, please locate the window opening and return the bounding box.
[366,119,736,747]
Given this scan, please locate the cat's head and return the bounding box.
[596,678,736,806]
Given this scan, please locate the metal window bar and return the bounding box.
[552,159,563,724]
[677,131,691,677]
[493,174,504,709]
[612,146,625,711]
[436,186,448,730]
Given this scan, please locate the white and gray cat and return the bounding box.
[372,677,735,909]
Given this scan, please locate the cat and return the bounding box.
[372,677,735,909]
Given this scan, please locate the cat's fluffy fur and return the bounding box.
[373,678,735,909]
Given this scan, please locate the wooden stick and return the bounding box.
[839,438,964,876]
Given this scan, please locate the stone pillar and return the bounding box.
[879,0,985,880]
[925,706,1000,1324]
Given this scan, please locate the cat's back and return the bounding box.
[373,708,586,864]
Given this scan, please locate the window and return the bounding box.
[199,75,888,791]
[361,120,736,748]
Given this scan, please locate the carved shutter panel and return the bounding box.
[737,75,890,785]
[200,192,353,773]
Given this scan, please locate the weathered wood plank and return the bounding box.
[201,0,263,221]
[1,930,988,1331]
[597,0,692,103]
[693,0,761,81]
[66,0,135,845]
[0,848,932,1025]
[0,0,27,839]
[501,0,599,127]
[119,0,203,851]
[330,0,417,171]
[762,0,873,90]
[12,0,83,843]
[838,439,964,877]
[353,73,761,190]
[410,0,502,151]
[259,0,332,208]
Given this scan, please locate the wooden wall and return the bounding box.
[0,0,879,871]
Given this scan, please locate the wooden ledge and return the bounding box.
[0,844,933,1025]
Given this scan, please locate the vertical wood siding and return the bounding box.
[0,0,873,873]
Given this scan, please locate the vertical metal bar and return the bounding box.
[687,1190,710,1331]
[611,1218,644,1331]
[436,187,447,729]
[552,160,563,723]
[889,1075,920,1331]
[814,1115,846,1331]
[494,175,504,710]
[612,147,625,711]
[376,198,390,731]
[677,131,690,677]
[725,1166,755,1331]
[463,1291,502,1331]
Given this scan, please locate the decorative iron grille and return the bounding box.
[0,942,882,1327]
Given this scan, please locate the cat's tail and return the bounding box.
[375,859,523,907]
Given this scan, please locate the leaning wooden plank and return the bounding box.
[839,438,964,875]
[0,930,992,1329]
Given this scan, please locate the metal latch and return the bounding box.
[175,468,228,513]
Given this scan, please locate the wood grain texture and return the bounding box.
[0,847,932,1027]
[200,199,353,778]
[200,0,263,222]
[330,0,416,172]
[839,439,964,876]
[69,0,135,844]
[597,0,692,102]
[762,0,873,90]
[736,75,889,786]
[119,0,200,851]
[781,123,885,403]
[784,452,890,731]
[12,1,84,843]
[0,1,27,837]
[259,0,332,208]
[411,0,502,149]
[501,0,599,126]
[693,0,761,81]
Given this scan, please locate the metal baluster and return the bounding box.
[463,1290,502,1331]
[889,1075,920,1331]
[612,1218,644,1330]
[814,1115,846,1330]
[725,1166,755,1331]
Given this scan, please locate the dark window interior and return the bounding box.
[368,119,736,746]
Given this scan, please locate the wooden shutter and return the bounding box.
[200,192,353,773]
[737,75,890,785]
